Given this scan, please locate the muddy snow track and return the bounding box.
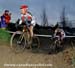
[0,43,74,68]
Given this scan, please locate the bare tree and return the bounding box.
[60,7,67,28]
[41,8,48,26]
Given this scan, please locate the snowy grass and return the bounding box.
[0,29,11,44]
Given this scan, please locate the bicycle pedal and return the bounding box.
[26,46,30,49]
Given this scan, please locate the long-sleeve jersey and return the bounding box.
[19,12,36,26]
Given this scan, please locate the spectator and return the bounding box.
[0,10,11,29]
[0,15,6,29]
[3,10,11,25]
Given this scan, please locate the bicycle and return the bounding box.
[49,36,64,53]
[10,24,40,53]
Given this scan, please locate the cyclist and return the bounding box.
[54,27,65,44]
[19,5,36,38]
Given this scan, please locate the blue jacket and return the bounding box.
[0,15,7,28]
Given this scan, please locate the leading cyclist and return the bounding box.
[19,5,36,38]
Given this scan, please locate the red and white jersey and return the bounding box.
[21,12,32,22]
[54,28,65,37]
[19,12,36,26]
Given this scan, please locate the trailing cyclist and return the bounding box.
[54,26,65,45]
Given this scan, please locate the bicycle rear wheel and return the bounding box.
[70,39,75,47]
[10,31,26,53]
[31,36,40,49]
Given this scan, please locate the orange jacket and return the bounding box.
[3,14,11,24]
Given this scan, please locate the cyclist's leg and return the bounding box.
[59,36,61,45]
[54,37,58,44]
[28,25,33,38]
[54,37,56,44]
[24,25,33,49]
[58,35,62,45]
[61,36,64,43]
[59,36,65,48]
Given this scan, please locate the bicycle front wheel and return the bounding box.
[10,31,26,53]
